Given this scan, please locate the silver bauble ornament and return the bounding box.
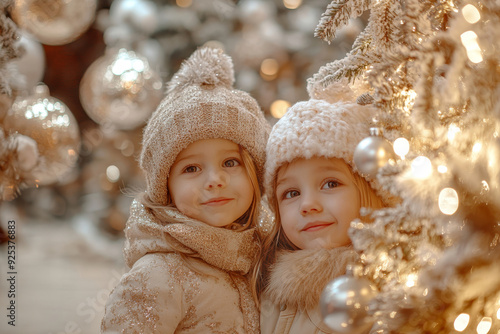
[353,128,396,178]
[11,0,97,45]
[320,275,377,334]
[79,48,163,130]
[4,84,81,185]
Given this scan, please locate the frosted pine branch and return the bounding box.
[314,0,370,43]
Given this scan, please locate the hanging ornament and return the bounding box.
[353,127,396,178]
[109,0,159,35]
[79,48,163,130]
[320,275,378,334]
[3,83,81,186]
[10,0,97,45]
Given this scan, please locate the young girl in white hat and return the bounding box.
[256,91,389,333]
[101,47,270,334]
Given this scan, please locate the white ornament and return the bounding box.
[130,0,158,34]
[110,0,158,34]
[11,0,98,45]
[79,48,163,130]
[109,0,141,25]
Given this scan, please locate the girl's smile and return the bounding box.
[276,156,361,250]
[168,138,254,228]
[300,221,335,232]
[202,197,234,206]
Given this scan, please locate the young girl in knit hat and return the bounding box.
[256,89,388,333]
[101,47,270,333]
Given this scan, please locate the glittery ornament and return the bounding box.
[4,84,80,185]
[79,48,163,130]
[320,275,377,334]
[11,0,97,45]
[353,128,396,178]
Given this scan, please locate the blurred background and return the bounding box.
[0,0,365,333]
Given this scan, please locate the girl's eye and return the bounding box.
[224,159,240,168]
[284,190,300,199]
[184,165,200,173]
[323,180,340,189]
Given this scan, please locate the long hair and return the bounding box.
[251,158,384,307]
[136,145,262,274]
[139,145,261,229]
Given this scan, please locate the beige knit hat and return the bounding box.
[140,47,271,205]
[264,93,378,202]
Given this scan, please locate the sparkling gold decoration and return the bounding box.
[10,0,97,45]
[4,83,80,185]
[80,48,163,130]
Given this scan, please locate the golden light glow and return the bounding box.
[454,313,470,332]
[411,156,433,179]
[438,165,448,173]
[106,165,120,183]
[476,317,492,334]
[260,58,279,80]
[283,0,302,9]
[270,100,291,119]
[176,0,192,7]
[497,307,500,320]
[447,123,461,142]
[471,141,483,161]
[393,137,410,159]
[482,180,490,192]
[405,273,418,287]
[438,188,459,215]
[460,31,483,63]
[472,142,482,153]
[462,4,481,24]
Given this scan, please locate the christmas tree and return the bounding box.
[311,0,500,333]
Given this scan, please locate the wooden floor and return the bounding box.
[0,205,127,334]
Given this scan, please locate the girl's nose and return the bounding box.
[300,192,322,215]
[205,168,228,189]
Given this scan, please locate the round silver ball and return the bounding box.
[353,135,396,178]
[320,275,378,334]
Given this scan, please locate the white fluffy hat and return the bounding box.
[264,96,377,201]
[140,47,270,205]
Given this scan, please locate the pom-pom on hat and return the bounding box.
[264,95,378,202]
[140,47,271,205]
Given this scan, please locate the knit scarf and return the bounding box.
[123,199,260,333]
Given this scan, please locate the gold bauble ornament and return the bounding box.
[4,84,81,185]
[10,0,97,45]
[79,48,163,130]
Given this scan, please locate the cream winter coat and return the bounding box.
[101,199,260,333]
[260,246,356,334]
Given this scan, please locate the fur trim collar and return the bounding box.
[265,246,357,310]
